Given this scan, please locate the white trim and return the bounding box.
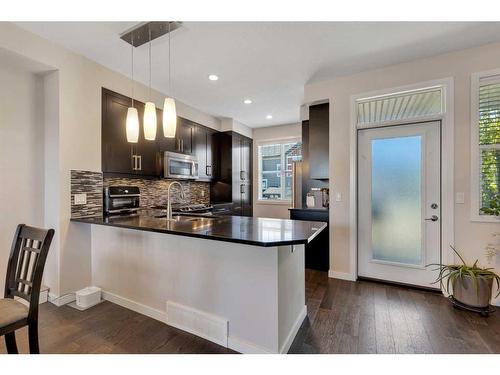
[255,199,292,206]
[279,305,307,354]
[470,68,500,223]
[255,136,301,146]
[328,270,357,281]
[48,292,76,307]
[102,290,167,323]
[227,336,273,354]
[102,289,303,354]
[348,77,455,284]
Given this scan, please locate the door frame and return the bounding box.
[348,78,455,293]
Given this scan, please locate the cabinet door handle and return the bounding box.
[240,171,245,180]
[240,184,245,194]
[206,165,211,176]
[131,155,136,170]
[137,155,142,171]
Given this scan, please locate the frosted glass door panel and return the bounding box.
[371,136,422,265]
[358,121,441,288]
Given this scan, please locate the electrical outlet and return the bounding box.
[201,190,206,197]
[335,192,342,202]
[455,192,465,204]
[74,193,87,205]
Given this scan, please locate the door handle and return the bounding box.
[425,215,439,222]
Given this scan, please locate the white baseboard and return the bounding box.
[328,270,356,281]
[49,292,76,307]
[279,305,307,354]
[227,336,273,354]
[101,290,167,323]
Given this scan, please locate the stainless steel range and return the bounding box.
[153,203,214,216]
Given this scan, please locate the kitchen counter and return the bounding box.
[71,214,326,247]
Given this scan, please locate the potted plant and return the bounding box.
[429,246,500,315]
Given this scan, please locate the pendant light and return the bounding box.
[163,22,177,138]
[143,25,157,141]
[126,34,139,143]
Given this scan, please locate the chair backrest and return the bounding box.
[4,224,54,317]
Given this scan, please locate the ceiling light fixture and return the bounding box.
[244,99,252,104]
[143,25,157,141]
[126,33,139,143]
[266,115,273,119]
[208,74,219,81]
[163,22,177,138]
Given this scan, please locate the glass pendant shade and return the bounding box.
[163,97,177,138]
[126,107,139,143]
[143,101,157,140]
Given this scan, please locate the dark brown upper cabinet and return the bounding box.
[308,103,329,180]
[101,88,157,176]
[195,125,217,181]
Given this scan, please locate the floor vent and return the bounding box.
[166,301,228,347]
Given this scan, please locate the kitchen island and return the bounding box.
[72,214,327,354]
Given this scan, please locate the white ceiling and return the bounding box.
[15,22,500,128]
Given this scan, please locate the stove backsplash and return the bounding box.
[70,170,211,219]
[103,176,210,209]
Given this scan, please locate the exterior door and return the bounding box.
[357,121,441,288]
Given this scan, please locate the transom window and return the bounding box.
[257,140,301,201]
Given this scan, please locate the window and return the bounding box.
[356,86,443,128]
[258,140,302,201]
[471,72,500,219]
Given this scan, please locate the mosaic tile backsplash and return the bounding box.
[70,170,103,218]
[71,170,211,218]
[103,177,210,208]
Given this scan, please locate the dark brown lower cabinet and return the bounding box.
[289,208,329,271]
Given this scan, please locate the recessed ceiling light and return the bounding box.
[208,74,219,81]
[266,115,273,119]
[244,99,252,104]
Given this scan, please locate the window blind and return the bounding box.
[478,80,500,214]
[356,87,443,127]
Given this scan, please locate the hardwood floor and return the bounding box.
[289,270,500,354]
[0,301,235,354]
[1,270,499,354]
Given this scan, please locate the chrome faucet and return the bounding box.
[166,181,186,220]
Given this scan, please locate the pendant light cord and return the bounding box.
[131,33,134,107]
[168,22,172,96]
[149,25,152,100]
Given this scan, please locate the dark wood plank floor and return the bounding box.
[0,301,235,354]
[289,270,500,354]
[1,270,499,354]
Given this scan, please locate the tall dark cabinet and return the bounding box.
[308,103,329,179]
[211,131,253,216]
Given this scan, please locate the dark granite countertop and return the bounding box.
[71,214,327,247]
[288,207,329,212]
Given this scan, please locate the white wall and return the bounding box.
[0,59,44,292]
[305,41,500,299]
[252,123,302,218]
[0,22,222,298]
[220,118,253,138]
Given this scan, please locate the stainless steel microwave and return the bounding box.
[163,151,199,179]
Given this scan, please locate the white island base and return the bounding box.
[90,225,307,354]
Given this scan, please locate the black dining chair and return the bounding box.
[0,224,54,354]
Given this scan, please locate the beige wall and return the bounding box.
[252,123,302,218]
[0,60,44,292]
[305,42,500,301]
[0,22,222,298]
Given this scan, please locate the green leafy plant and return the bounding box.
[428,246,500,298]
[481,194,500,216]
